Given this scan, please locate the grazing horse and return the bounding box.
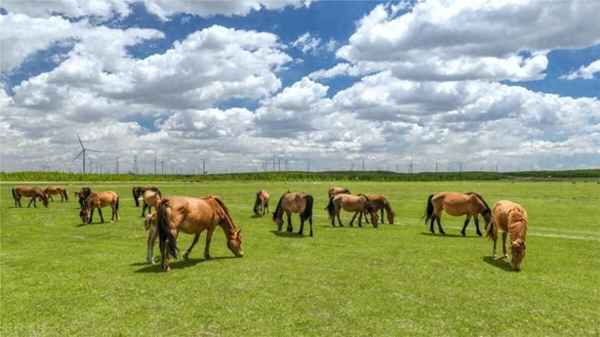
[132,186,160,207]
[424,192,491,236]
[80,191,119,224]
[272,191,314,236]
[360,194,395,225]
[140,189,162,217]
[487,200,528,271]
[328,186,351,198]
[144,212,159,264]
[156,195,244,272]
[253,190,270,216]
[74,187,92,209]
[44,186,68,202]
[11,186,49,208]
[326,194,378,228]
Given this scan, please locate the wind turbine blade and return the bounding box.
[74,150,84,160]
[87,149,102,153]
[77,134,84,149]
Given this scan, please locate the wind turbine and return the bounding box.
[74,134,101,174]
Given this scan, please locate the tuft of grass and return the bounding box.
[1,181,599,337]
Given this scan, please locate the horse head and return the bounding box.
[80,205,91,224]
[40,192,49,207]
[510,238,526,271]
[227,229,244,257]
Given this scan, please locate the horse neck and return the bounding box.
[214,204,237,235]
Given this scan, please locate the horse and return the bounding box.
[360,194,395,225]
[424,192,491,236]
[487,200,528,271]
[326,194,378,228]
[80,191,119,224]
[328,186,351,198]
[140,189,162,217]
[44,186,68,202]
[75,187,92,209]
[156,195,244,271]
[272,191,314,236]
[144,212,159,264]
[132,186,160,207]
[253,190,270,216]
[11,186,49,208]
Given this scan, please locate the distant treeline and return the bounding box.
[1,169,599,182]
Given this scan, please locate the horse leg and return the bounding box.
[501,232,508,259]
[309,216,313,237]
[349,212,358,227]
[298,217,305,235]
[358,211,363,227]
[429,215,436,233]
[381,208,385,224]
[183,233,201,260]
[27,197,34,208]
[204,228,215,260]
[436,215,445,235]
[89,208,95,224]
[336,209,343,227]
[98,208,105,223]
[474,216,482,236]
[492,236,497,258]
[461,215,471,236]
[363,210,370,224]
[286,212,293,232]
[147,226,158,264]
[141,203,147,217]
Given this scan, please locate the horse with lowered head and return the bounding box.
[44,186,68,202]
[487,200,528,271]
[156,195,243,272]
[74,187,92,209]
[424,192,491,236]
[132,186,160,207]
[12,186,49,208]
[326,194,378,228]
[80,191,119,224]
[253,190,270,216]
[360,194,395,225]
[273,191,314,236]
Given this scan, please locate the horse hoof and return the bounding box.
[204,254,211,260]
[183,253,189,260]
[460,231,466,237]
[477,232,482,237]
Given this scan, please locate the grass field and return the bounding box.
[1,181,599,337]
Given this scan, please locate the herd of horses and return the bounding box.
[9,184,528,272]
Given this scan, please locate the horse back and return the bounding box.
[162,196,217,234]
[493,200,528,238]
[90,191,118,207]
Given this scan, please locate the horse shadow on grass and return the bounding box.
[134,256,239,273]
[270,230,310,239]
[419,232,481,239]
[482,256,513,272]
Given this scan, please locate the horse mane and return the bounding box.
[383,198,394,215]
[209,196,238,232]
[466,192,491,213]
[272,193,286,222]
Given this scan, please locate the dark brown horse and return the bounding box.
[74,187,92,209]
[272,191,314,236]
[12,186,49,208]
[156,195,243,271]
[253,190,270,216]
[44,186,68,202]
[424,192,491,236]
[80,191,120,224]
[132,186,160,207]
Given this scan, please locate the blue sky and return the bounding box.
[1,0,599,173]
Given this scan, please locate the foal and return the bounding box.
[253,190,270,216]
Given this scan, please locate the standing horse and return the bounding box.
[144,212,159,264]
[11,186,49,208]
[272,191,314,236]
[360,194,395,225]
[326,194,378,228]
[80,191,119,224]
[141,189,162,217]
[75,187,92,209]
[253,190,270,216]
[487,200,528,271]
[132,186,160,207]
[328,186,351,198]
[44,186,68,202]
[156,195,244,271]
[424,192,491,236]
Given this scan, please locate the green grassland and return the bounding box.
[1,180,599,337]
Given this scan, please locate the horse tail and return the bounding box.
[424,194,434,224]
[253,191,261,215]
[157,200,178,259]
[301,194,313,221]
[115,194,119,213]
[132,187,140,207]
[325,196,336,219]
[272,194,285,222]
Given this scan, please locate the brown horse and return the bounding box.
[132,186,160,207]
[424,192,491,236]
[74,187,92,209]
[141,189,162,217]
[326,194,378,228]
[487,200,528,271]
[328,186,351,198]
[144,212,159,264]
[11,186,49,208]
[156,195,243,271]
[44,186,68,202]
[360,194,395,225]
[253,190,270,216]
[272,191,314,236]
[80,191,119,224]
